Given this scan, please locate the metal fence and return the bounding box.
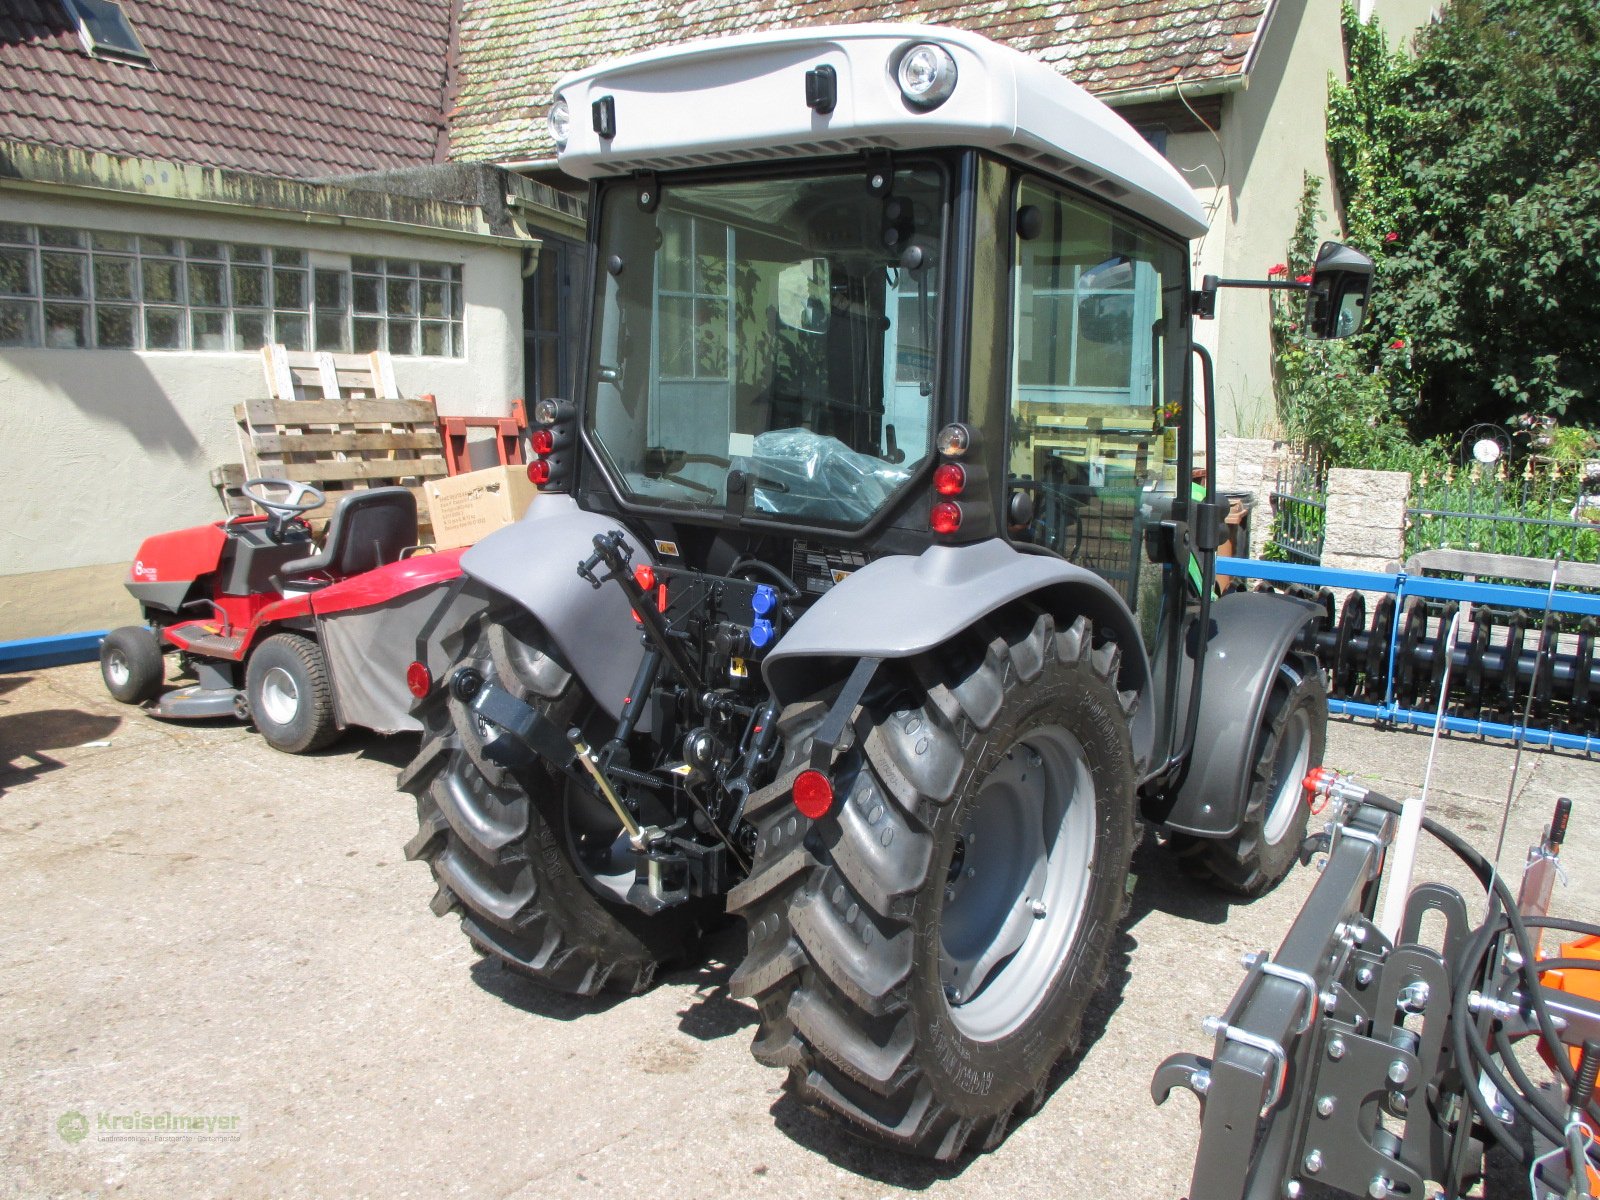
[1266,455,1327,564]
[1406,463,1600,564]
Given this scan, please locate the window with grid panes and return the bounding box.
[0,222,464,357]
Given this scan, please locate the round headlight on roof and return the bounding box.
[548,96,571,151]
[896,43,958,110]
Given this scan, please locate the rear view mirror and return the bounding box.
[1308,241,1375,339]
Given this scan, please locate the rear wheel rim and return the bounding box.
[105,650,130,688]
[938,724,1097,1042]
[1262,706,1313,845]
[259,666,300,726]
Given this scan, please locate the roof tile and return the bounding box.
[447,0,1270,162]
[0,0,451,179]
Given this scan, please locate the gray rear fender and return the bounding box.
[457,494,647,715]
[1163,590,1325,837]
[762,539,1155,772]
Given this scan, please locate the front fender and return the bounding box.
[762,539,1155,770]
[458,495,647,715]
[1162,590,1324,837]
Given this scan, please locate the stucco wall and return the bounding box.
[1162,0,1437,439]
[0,190,525,640]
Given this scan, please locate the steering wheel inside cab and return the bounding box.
[236,478,326,543]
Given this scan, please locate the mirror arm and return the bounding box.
[1190,274,1312,321]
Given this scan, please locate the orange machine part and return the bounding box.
[1541,934,1600,1190]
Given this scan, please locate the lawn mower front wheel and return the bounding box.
[100,626,166,705]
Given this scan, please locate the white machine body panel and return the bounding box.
[552,23,1208,240]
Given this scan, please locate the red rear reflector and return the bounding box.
[633,564,656,591]
[530,428,556,455]
[930,500,963,535]
[527,459,552,486]
[793,769,835,819]
[405,661,433,699]
[933,462,966,496]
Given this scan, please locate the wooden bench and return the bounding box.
[1404,548,1600,590]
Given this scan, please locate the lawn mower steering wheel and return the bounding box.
[241,478,326,543]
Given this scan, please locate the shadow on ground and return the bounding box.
[0,707,123,794]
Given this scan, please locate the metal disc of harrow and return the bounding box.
[1394,598,1429,707]
[1428,602,1459,706]
[1572,619,1595,726]
[1499,611,1527,717]
[1365,595,1397,700]
[1464,608,1495,712]
[1531,615,1559,721]
[1334,592,1367,696]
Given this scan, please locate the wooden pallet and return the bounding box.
[227,347,446,536]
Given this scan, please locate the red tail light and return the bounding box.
[793,769,835,819]
[933,462,966,496]
[527,459,552,485]
[405,661,433,699]
[633,564,656,591]
[930,500,963,535]
[530,428,556,456]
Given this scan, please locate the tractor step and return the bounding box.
[148,685,242,721]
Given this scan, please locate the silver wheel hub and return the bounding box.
[105,650,130,688]
[1262,707,1313,845]
[258,666,300,726]
[939,726,1097,1042]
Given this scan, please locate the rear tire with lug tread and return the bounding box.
[101,625,165,705]
[400,612,699,996]
[244,632,339,754]
[1170,658,1327,897]
[729,610,1138,1159]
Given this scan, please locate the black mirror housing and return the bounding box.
[1307,240,1375,340]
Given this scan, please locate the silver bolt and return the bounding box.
[1399,981,1430,1011]
[1316,1095,1336,1117]
[966,866,976,878]
[1242,950,1264,970]
[1202,1015,1225,1036]
[1328,1036,1346,1061]
[1320,990,1339,1012]
[1191,1069,1211,1094]
[1284,1182,1303,1199]
[1303,1149,1323,1175]
[1368,1176,1390,1198]
[1029,899,1048,919]
[1387,1059,1410,1085]
[1390,1091,1409,1114]
[870,173,886,190]
[1355,965,1375,986]
[640,191,652,205]
[945,886,956,902]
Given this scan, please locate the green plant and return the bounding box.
[1327,0,1600,434]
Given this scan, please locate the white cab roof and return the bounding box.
[553,23,1208,240]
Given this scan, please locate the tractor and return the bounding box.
[400,23,1374,1158]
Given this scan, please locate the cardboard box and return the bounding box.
[424,464,538,550]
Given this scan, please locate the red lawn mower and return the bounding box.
[101,478,471,753]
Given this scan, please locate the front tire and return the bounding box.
[1171,658,1327,897]
[400,613,698,996]
[729,611,1138,1159]
[244,633,340,754]
[101,626,165,704]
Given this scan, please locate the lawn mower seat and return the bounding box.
[275,487,418,590]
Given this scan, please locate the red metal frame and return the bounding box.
[438,398,527,475]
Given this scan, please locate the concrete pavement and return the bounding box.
[2,660,1596,1198]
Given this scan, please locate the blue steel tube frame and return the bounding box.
[1216,557,1600,754]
